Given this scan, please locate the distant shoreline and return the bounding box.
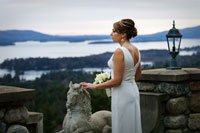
[0,25,200,46]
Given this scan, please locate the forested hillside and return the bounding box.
[1,46,200,71]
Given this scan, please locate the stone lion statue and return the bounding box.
[57,82,112,133]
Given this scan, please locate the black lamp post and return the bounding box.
[166,20,182,70]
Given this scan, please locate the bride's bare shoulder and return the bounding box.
[113,48,124,60]
[114,48,123,55]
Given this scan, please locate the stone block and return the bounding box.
[166,97,188,115]
[184,68,200,81]
[140,68,189,82]
[182,128,189,133]
[189,81,200,91]
[140,68,200,82]
[4,106,29,124]
[140,92,169,133]
[190,92,200,112]
[156,83,190,97]
[0,122,6,133]
[0,109,5,120]
[188,113,200,130]
[0,85,35,104]
[26,112,43,133]
[190,131,200,133]
[7,125,29,133]
[137,82,155,91]
[165,129,182,133]
[164,115,187,129]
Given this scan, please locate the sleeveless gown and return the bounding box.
[107,46,142,133]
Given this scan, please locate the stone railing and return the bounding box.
[138,68,200,133]
[0,85,43,133]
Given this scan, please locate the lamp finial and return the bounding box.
[173,20,175,28]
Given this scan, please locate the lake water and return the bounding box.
[0,39,199,80]
[0,39,200,63]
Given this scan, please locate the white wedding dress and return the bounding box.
[108,46,142,133]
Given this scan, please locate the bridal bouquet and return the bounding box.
[93,72,111,97]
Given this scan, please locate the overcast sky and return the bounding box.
[0,0,200,35]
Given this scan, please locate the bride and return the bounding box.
[81,18,142,133]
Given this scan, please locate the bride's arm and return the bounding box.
[135,63,142,81]
[80,48,124,90]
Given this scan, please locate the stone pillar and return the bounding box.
[0,85,43,133]
[138,68,200,133]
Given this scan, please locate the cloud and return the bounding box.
[0,0,200,34]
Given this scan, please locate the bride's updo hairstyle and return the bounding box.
[114,19,137,40]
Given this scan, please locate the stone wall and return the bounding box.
[0,85,43,133]
[138,68,200,133]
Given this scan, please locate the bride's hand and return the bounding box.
[80,82,96,90]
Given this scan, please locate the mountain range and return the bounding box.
[0,25,200,46]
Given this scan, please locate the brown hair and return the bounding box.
[113,19,137,40]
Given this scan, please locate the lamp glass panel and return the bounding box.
[167,37,180,52]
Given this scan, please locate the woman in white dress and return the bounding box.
[80,19,142,133]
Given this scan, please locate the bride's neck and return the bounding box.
[120,40,131,47]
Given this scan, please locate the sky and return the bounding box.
[0,0,200,35]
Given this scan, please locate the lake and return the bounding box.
[0,39,199,80]
[0,39,200,63]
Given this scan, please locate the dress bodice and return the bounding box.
[107,47,140,82]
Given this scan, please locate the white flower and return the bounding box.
[105,88,111,97]
[93,72,111,84]
[95,75,103,83]
[93,72,111,97]
[104,72,110,78]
